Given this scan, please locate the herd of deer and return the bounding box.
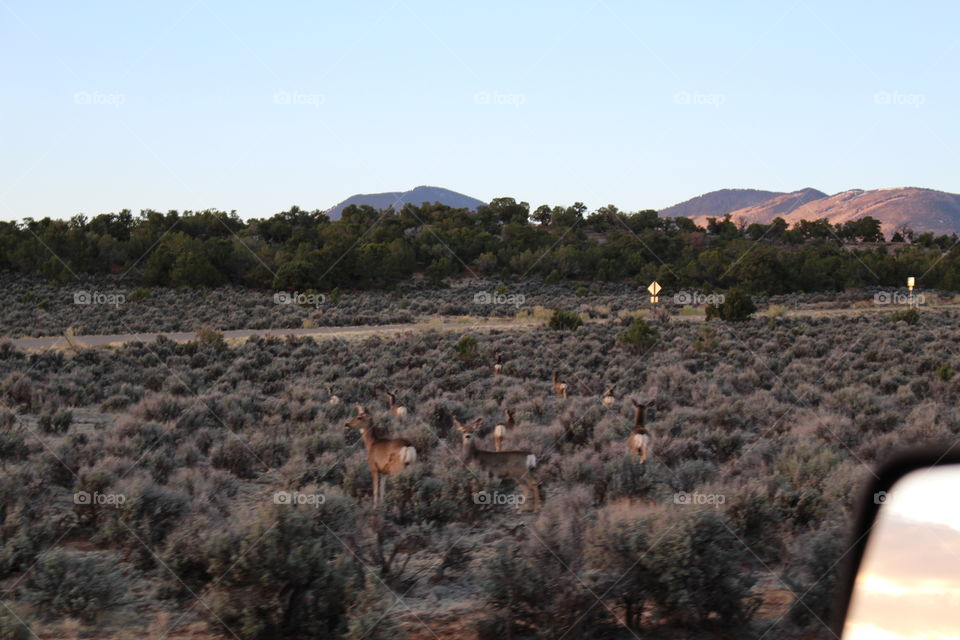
[340,356,653,513]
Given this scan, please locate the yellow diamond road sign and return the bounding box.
[647,281,661,296]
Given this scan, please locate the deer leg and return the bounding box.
[517,481,532,514]
[371,469,379,506]
[495,435,502,452]
[379,474,387,506]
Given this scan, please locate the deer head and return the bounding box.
[345,404,372,432]
[455,417,483,439]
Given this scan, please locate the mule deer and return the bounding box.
[601,386,615,408]
[326,384,340,407]
[456,419,541,512]
[386,391,408,418]
[552,372,568,399]
[628,400,653,463]
[345,405,417,506]
[493,408,515,452]
[493,352,503,376]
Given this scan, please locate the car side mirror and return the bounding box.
[834,446,960,638]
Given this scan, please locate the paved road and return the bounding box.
[7,319,543,351]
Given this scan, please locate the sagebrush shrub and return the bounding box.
[202,507,360,640]
[25,550,126,623]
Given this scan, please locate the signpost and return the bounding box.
[648,281,661,305]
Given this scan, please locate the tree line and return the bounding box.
[2,198,958,294]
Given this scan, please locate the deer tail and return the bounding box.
[400,446,417,466]
[525,454,537,470]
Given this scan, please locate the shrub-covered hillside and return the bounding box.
[0,310,957,638]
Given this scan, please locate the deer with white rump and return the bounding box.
[493,352,503,376]
[552,371,568,399]
[345,405,417,506]
[493,408,515,452]
[601,386,616,408]
[457,417,541,512]
[326,384,340,407]
[628,400,653,463]
[386,390,408,418]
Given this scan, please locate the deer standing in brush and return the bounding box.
[552,372,568,399]
[326,384,340,407]
[493,353,503,376]
[457,418,541,512]
[601,386,616,408]
[386,391,408,418]
[493,408,515,452]
[628,400,653,463]
[345,405,417,506]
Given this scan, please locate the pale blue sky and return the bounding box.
[1,1,957,221]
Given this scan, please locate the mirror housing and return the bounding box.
[833,444,960,637]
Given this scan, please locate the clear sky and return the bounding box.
[1,1,957,222]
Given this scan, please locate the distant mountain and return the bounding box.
[665,186,960,237]
[690,187,828,227]
[658,188,786,220]
[326,186,485,220]
[762,188,960,237]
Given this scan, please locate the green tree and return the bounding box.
[548,310,583,331]
[620,317,659,353]
[706,288,757,322]
[455,335,479,363]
